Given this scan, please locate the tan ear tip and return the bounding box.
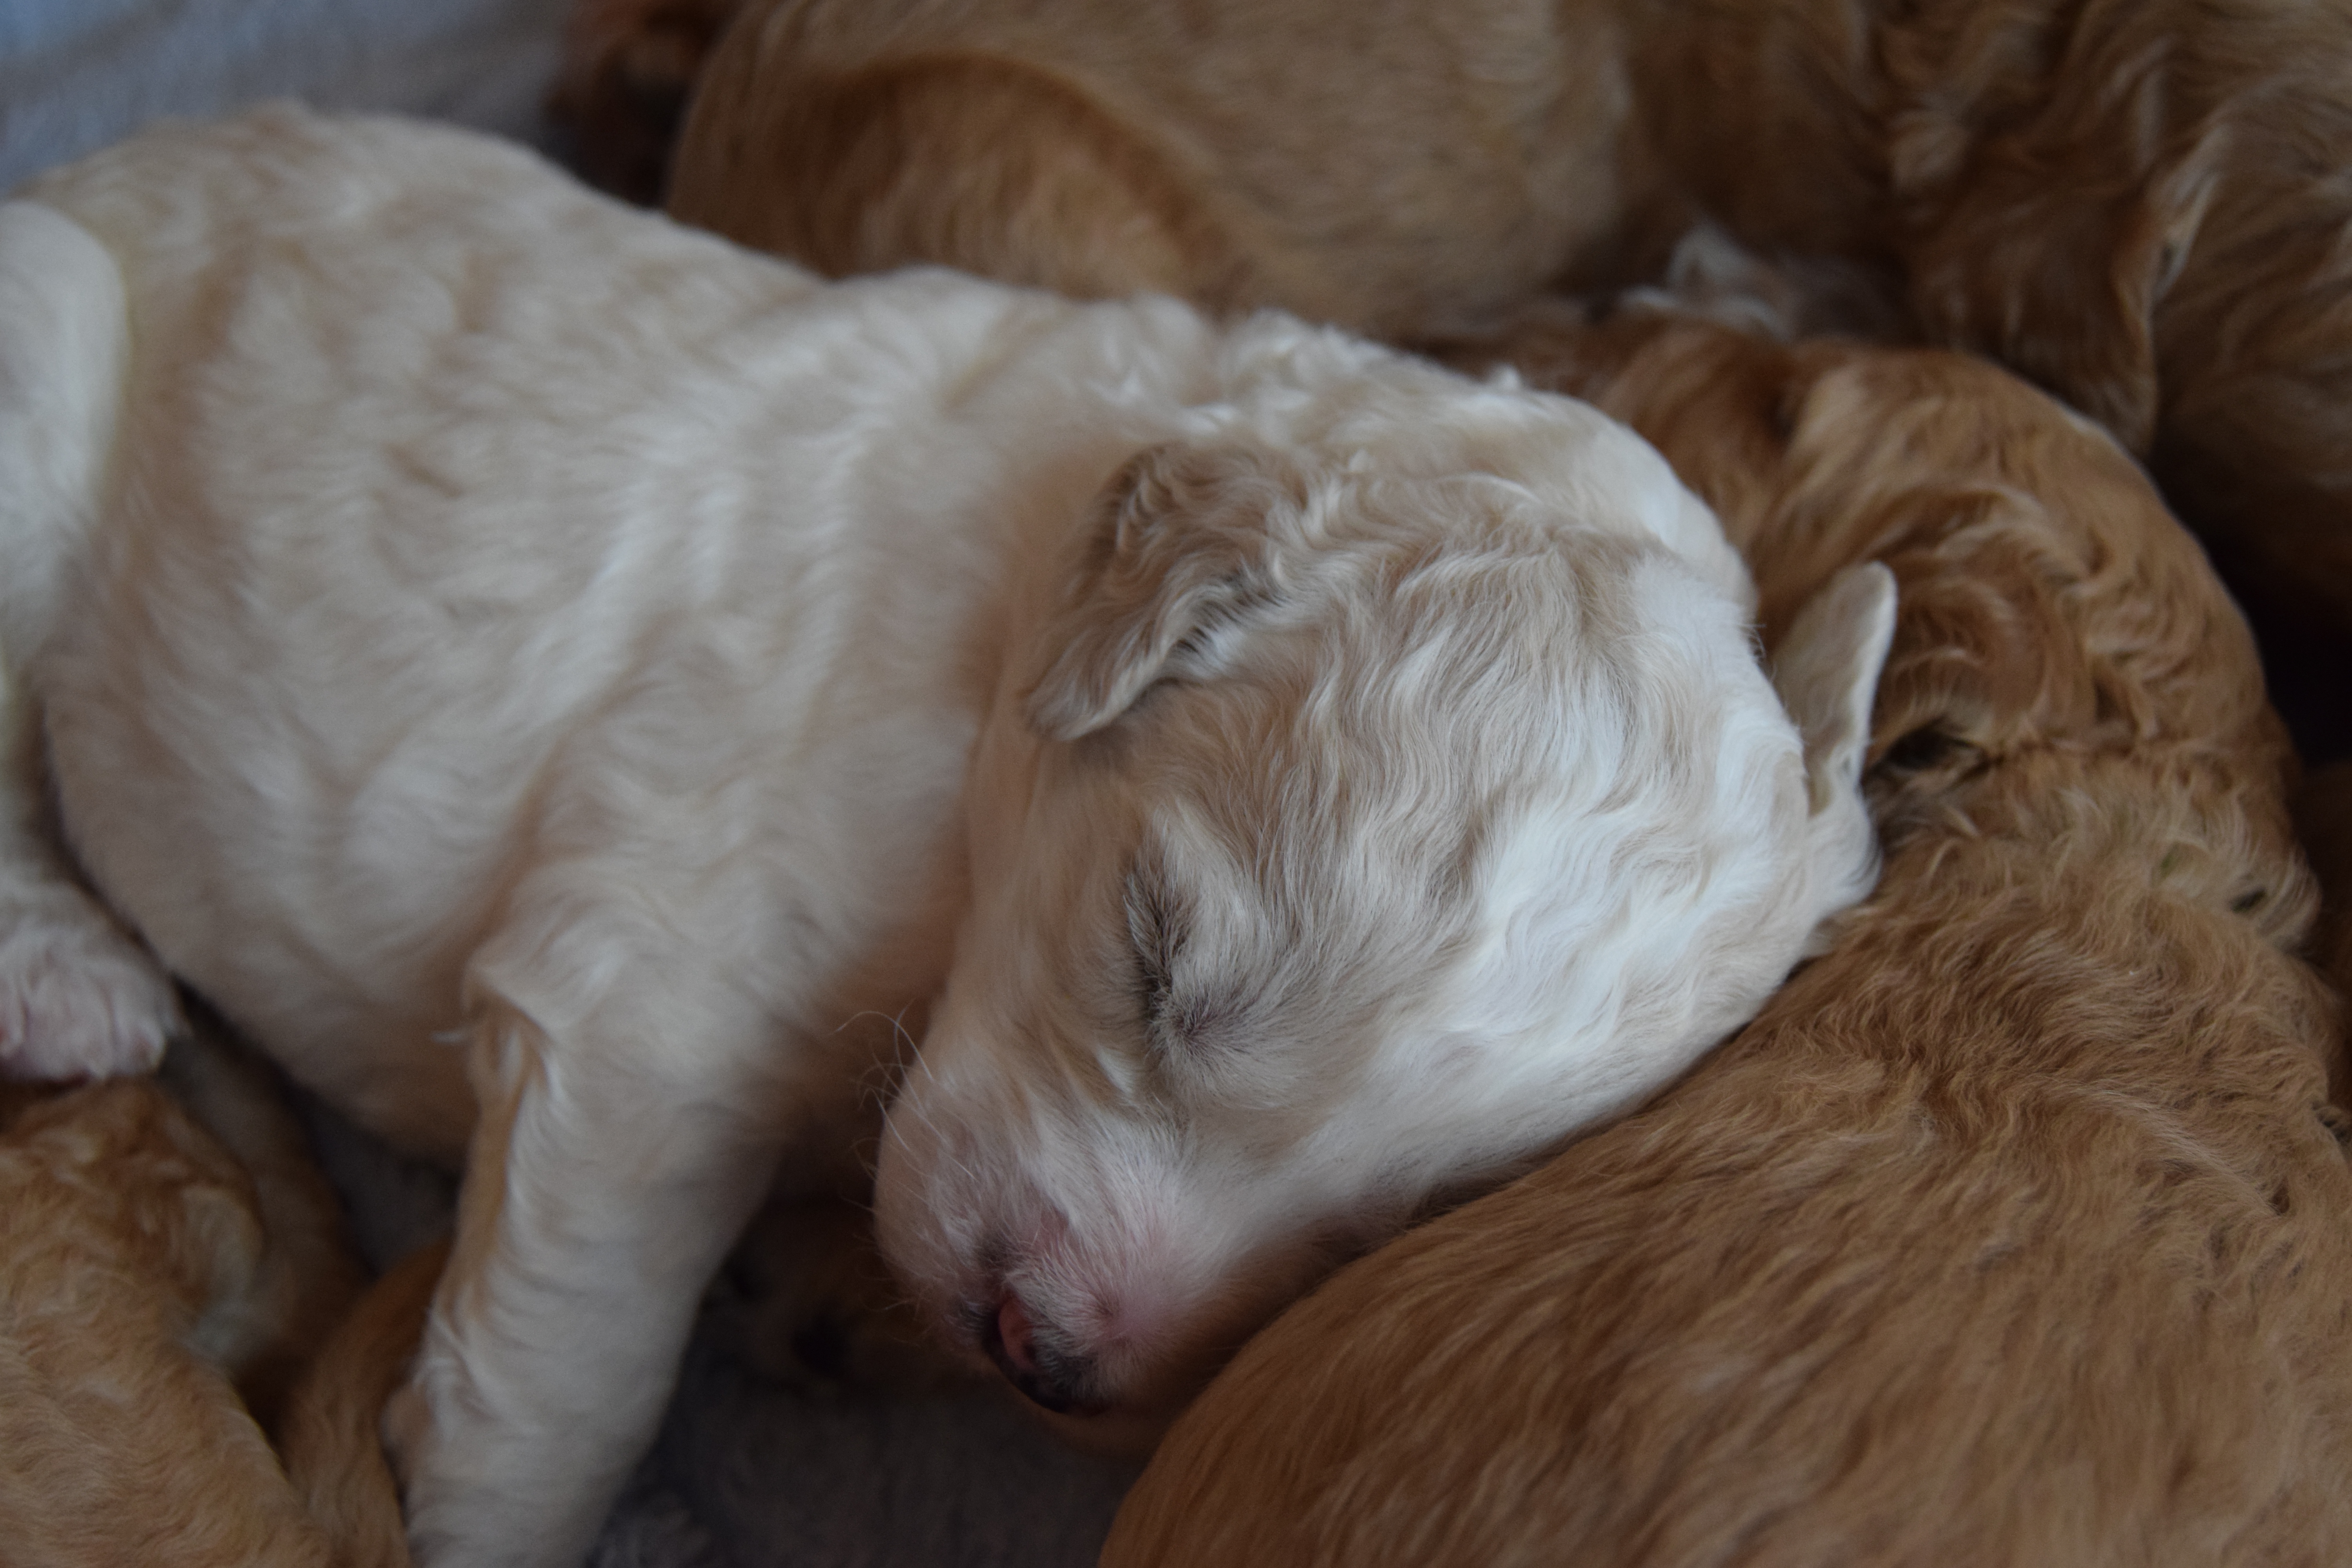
[1022,677,1105,742]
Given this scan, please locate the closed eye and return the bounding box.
[1125,856,1250,1058]
[1125,859,1183,1047]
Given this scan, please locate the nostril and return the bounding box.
[993,1293,1041,1377]
[980,1291,1105,1416]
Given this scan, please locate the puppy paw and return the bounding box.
[0,902,181,1080]
[708,1190,973,1395]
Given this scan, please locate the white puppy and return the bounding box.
[0,108,1893,1567]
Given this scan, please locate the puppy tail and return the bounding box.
[278,1240,448,1568]
[1772,562,1899,945]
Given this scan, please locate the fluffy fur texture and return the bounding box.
[641,0,2352,736]
[1100,298,2352,1565]
[0,1019,366,1567]
[0,108,1889,1565]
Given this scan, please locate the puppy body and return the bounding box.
[0,110,1889,1564]
[1102,307,2352,1564]
[666,0,1652,335]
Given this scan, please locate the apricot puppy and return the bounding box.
[1103,300,2352,1565]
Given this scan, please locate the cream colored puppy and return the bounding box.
[0,108,1891,1567]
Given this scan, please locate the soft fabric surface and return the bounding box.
[0,2,1138,1561]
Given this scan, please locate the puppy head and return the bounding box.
[877,433,1891,1443]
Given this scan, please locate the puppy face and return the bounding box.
[876,440,1891,1438]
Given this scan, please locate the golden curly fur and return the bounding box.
[1098,303,2352,1565]
[602,0,2352,742]
[0,1022,370,1566]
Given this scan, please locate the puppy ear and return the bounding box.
[1025,443,1305,740]
[1771,562,1897,943]
[1773,562,1897,816]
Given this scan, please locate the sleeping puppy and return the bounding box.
[0,108,1892,1566]
[1101,293,2352,1564]
[0,1018,365,1568]
[648,0,2352,736]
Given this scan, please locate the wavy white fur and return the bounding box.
[0,107,1891,1568]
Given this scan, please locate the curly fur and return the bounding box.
[0,109,1888,1564]
[1100,300,2352,1565]
[0,1022,367,1567]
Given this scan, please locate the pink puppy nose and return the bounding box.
[983,1290,1102,1415]
[995,1293,1041,1377]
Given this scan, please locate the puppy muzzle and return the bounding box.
[982,1290,1108,1416]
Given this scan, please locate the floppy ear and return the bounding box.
[1773,562,1898,816]
[1024,442,1306,740]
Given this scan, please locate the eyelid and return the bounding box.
[1124,859,1184,1047]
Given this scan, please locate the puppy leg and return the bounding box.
[709,1185,969,1395]
[387,944,800,1568]
[0,738,183,1081]
[282,1241,448,1568]
[0,203,181,1081]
